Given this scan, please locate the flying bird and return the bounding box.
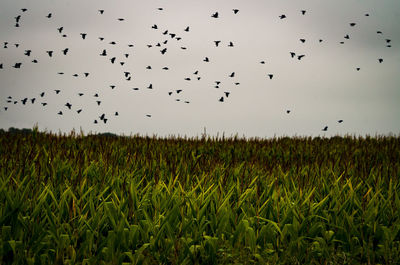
[147,84,153,89]
[80,33,87,39]
[267,74,274,79]
[219,97,224,102]
[24,50,31,56]
[184,26,189,32]
[65,102,72,109]
[378,58,383,63]
[338,120,343,123]
[13,63,22,68]
[203,57,209,62]
[279,14,286,19]
[55,90,61,94]
[160,48,167,54]
[233,9,239,14]
[286,110,291,114]
[229,72,235,77]
[322,126,328,131]
[46,13,52,18]
[300,39,306,43]
[228,42,234,47]
[152,24,158,29]
[301,10,306,15]
[62,48,69,55]
[46,51,53,57]
[349,23,356,27]
[77,109,82,114]
[211,12,219,18]
[290,52,296,58]
[99,10,104,14]
[297,55,305,60]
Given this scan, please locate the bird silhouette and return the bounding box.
[297,55,305,60]
[100,49,107,56]
[41,103,47,106]
[21,8,27,12]
[152,24,158,29]
[301,10,306,15]
[46,51,53,57]
[55,90,60,94]
[290,52,296,58]
[84,73,89,77]
[0,64,3,69]
[176,89,182,93]
[160,48,167,54]
[224,92,230,97]
[267,74,274,79]
[338,120,343,123]
[204,57,209,62]
[21,98,28,105]
[146,114,152,117]
[184,78,191,81]
[77,109,82,114]
[80,33,87,39]
[147,84,153,89]
[110,85,115,89]
[62,48,69,55]
[162,67,169,70]
[300,39,306,43]
[32,59,38,63]
[46,13,52,18]
[219,97,224,102]
[115,112,119,116]
[24,50,31,56]
[322,126,328,131]
[228,42,234,47]
[211,12,219,18]
[40,92,45,97]
[13,63,22,68]
[78,93,84,96]
[344,34,350,39]
[99,10,104,14]
[15,15,21,23]
[229,72,235,77]
[214,41,221,47]
[31,98,36,104]
[118,18,125,21]
[349,23,356,27]
[146,66,152,69]
[233,9,239,14]
[279,14,286,19]
[57,27,63,33]
[65,103,72,109]
[184,26,189,32]
[378,58,383,63]
[110,57,116,64]
[58,111,63,115]
[286,110,291,114]
[96,101,101,106]
[94,120,98,124]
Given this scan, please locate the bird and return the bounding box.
[94,120,98,124]
[147,84,153,89]
[260,61,266,64]
[124,72,130,78]
[152,24,158,29]
[21,98,28,105]
[146,66,152,69]
[356,67,360,71]
[62,48,69,55]
[117,18,125,21]
[57,27,63,33]
[21,8,27,12]
[58,111,63,115]
[168,92,172,95]
[146,114,152,117]
[158,7,163,10]
[94,93,99,97]
[160,48,167,54]
[78,93,84,96]
[344,34,350,39]
[300,39,306,43]
[132,87,139,90]
[181,47,187,50]
[110,85,115,89]
[349,23,356,27]
[15,15,21,23]
[110,57,116,64]
[99,37,104,41]
[235,82,240,85]
[203,57,209,62]
[286,110,291,114]
[229,72,235,78]
[99,10,104,14]
[100,49,107,56]
[162,67,169,70]
[46,51,53,57]
[233,9,239,14]
[40,92,45,97]
[224,92,230,97]
[77,109,82,114]
[267,74,274,79]
[58,72,64,75]
[184,26,189,32]
[65,103,72,109]
[297,55,305,60]
[378,58,383,63]
[84,73,89,77]
[219,97,224,102]
[103,119,108,124]
[99,114,105,120]
[163,30,168,35]
[96,101,101,106]
[279,14,286,19]
[386,39,391,43]
[228,42,234,47]
[31,98,36,104]
[46,13,52,18]
[214,41,221,47]
[80,33,87,39]
[193,71,199,75]
[176,89,182,94]
[13,63,22,68]
[301,10,306,15]
[338,120,343,123]
[41,103,47,106]
[211,12,219,18]
[290,52,296,58]
[24,50,31,56]
[169,33,176,38]
[322,126,328,131]
[115,112,119,116]
[377,31,382,34]
[55,90,61,94]
[109,41,117,45]
[184,78,191,81]
[73,74,79,77]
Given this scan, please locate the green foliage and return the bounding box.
[0,130,399,264]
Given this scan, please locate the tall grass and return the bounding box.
[1,128,399,264]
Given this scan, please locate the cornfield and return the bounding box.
[1,128,399,264]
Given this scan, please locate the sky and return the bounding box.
[0,0,399,138]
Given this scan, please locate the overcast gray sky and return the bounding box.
[0,0,399,137]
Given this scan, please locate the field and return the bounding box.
[1,128,399,264]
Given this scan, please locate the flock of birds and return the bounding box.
[0,5,394,132]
